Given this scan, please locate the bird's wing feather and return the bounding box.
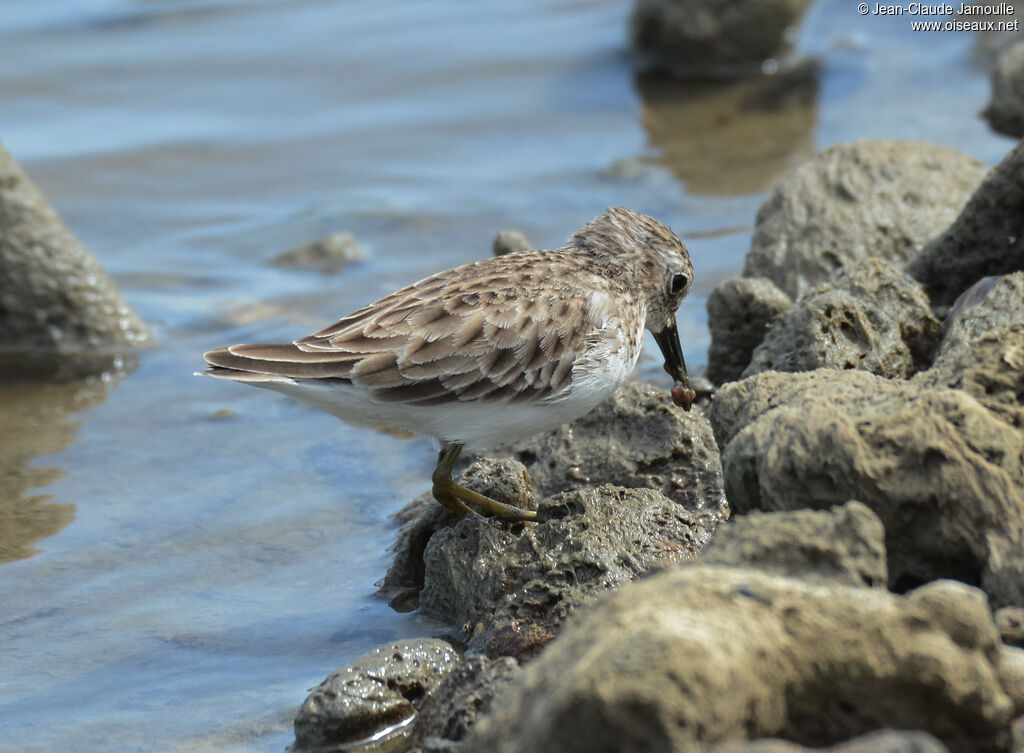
[204,253,613,406]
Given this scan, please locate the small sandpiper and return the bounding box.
[201,207,695,522]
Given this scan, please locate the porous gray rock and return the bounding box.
[744,140,987,301]
[709,370,1024,606]
[492,229,532,256]
[983,40,1024,138]
[701,500,887,588]
[908,140,1024,311]
[294,638,459,750]
[466,569,1021,753]
[0,141,149,374]
[630,0,814,73]
[271,231,366,272]
[919,274,1024,433]
[411,655,521,751]
[912,279,1024,605]
[381,457,537,602]
[508,380,728,522]
[706,276,792,384]
[743,260,940,379]
[383,380,727,602]
[420,484,711,659]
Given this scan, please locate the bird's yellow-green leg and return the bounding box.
[431,443,538,522]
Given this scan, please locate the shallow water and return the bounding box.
[0,1,1016,751]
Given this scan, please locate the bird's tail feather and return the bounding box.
[200,343,357,380]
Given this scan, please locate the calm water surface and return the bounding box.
[0,1,1015,750]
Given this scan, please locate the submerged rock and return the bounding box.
[630,0,814,74]
[0,141,149,375]
[710,370,1024,606]
[743,259,940,379]
[492,229,532,257]
[908,140,1024,311]
[293,638,459,750]
[743,140,986,301]
[466,568,1022,753]
[271,231,366,273]
[420,484,711,659]
[982,40,1024,138]
[706,276,792,384]
[701,500,887,588]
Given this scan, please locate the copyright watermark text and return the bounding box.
[857,3,1019,30]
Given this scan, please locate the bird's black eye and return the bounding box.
[670,272,689,294]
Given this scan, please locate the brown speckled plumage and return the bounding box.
[202,207,693,453]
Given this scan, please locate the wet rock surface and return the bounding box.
[908,140,1024,311]
[983,40,1024,138]
[743,260,940,379]
[630,0,814,73]
[382,456,537,603]
[743,140,986,301]
[0,141,150,375]
[465,569,1022,753]
[421,484,711,659]
[409,654,520,752]
[293,638,459,750]
[271,231,366,272]
[701,501,887,588]
[706,276,792,384]
[382,381,728,662]
[508,379,728,522]
[709,369,1024,605]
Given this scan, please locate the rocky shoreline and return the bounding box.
[295,138,1024,753]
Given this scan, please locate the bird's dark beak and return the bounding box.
[653,320,693,410]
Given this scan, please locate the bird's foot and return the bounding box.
[432,476,537,522]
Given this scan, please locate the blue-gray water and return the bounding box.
[0,1,1015,751]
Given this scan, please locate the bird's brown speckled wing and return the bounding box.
[204,252,611,406]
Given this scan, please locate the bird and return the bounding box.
[201,207,695,522]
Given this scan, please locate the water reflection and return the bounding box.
[634,61,821,195]
[0,356,133,563]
